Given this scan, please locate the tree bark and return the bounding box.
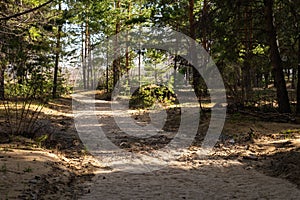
[292,67,296,89]
[52,2,62,98]
[242,1,253,103]
[85,18,90,89]
[264,0,291,113]
[296,36,300,114]
[87,22,92,89]
[125,1,131,92]
[113,0,121,87]
[0,20,5,100]
[81,23,87,89]
[189,0,201,99]
[202,0,208,51]
[242,59,252,101]
[264,73,269,89]
[106,41,109,92]
[0,65,4,100]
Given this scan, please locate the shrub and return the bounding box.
[129,84,177,109]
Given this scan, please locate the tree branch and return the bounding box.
[0,0,54,21]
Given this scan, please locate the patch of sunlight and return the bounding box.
[42,109,73,117]
[292,139,300,148]
[0,102,42,110]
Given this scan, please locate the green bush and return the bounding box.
[129,84,177,109]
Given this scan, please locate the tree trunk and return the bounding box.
[264,0,291,113]
[106,46,109,92]
[173,55,177,89]
[189,0,201,99]
[125,1,131,92]
[0,21,5,100]
[296,36,300,114]
[0,65,4,100]
[292,67,296,89]
[85,20,90,89]
[112,59,119,88]
[255,72,262,88]
[52,2,62,98]
[202,0,208,51]
[241,1,253,103]
[113,0,121,87]
[81,23,87,89]
[87,26,92,89]
[242,58,252,101]
[264,73,269,89]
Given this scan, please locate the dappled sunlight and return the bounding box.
[0,142,101,199]
[89,146,241,174]
[0,99,73,118]
[1,0,299,198]
[2,95,300,199]
[0,145,65,199]
[42,107,74,118]
[83,151,300,199]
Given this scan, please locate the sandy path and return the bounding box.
[72,94,300,199]
[82,160,300,199]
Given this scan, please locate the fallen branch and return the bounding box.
[0,0,54,21]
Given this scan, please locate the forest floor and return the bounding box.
[1,92,300,199]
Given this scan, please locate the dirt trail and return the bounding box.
[73,95,300,199]
[82,160,300,199]
[2,94,300,199]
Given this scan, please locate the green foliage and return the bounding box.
[280,129,300,139]
[35,134,49,147]
[1,0,299,123]
[2,72,52,137]
[129,84,177,109]
[0,0,74,138]
[281,129,294,135]
[1,57,53,137]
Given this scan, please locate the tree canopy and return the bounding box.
[0,0,299,114]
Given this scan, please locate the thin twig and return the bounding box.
[27,102,45,134]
